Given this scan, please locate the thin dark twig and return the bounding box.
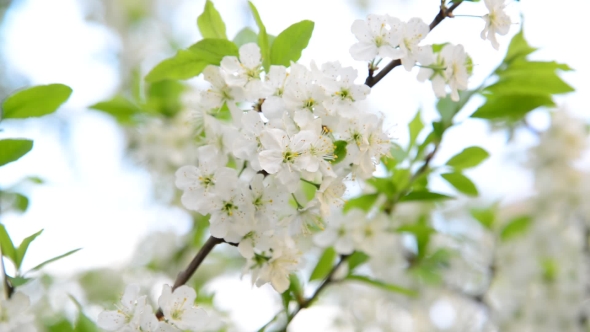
[364,0,464,88]
[283,255,350,329]
[156,235,223,319]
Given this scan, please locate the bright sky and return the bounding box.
[0,0,588,330]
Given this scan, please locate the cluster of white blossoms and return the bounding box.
[0,292,36,332]
[98,284,210,331]
[350,0,512,101]
[174,40,392,292]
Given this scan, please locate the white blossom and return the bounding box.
[481,0,512,50]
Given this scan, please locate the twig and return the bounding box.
[282,255,350,329]
[364,0,464,88]
[156,235,223,319]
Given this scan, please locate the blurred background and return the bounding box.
[0,0,588,330]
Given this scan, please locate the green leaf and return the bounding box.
[145,80,185,118]
[343,193,379,212]
[270,20,314,67]
[504,29,536,64]
[346,275,417,297]
[399,191,453,202]
[445,146,489,169]
[145,39,238,82]
[13,193,29,213]
[197,0,227,39]
[27,248,82,273]
[470,207,496,230]
[288,274,303,298]
[366,177,396,199]
[432,43,449,53]
[441,172,478,196]
[248,1,270,71]
[90,95,141,124]
[15,229,43,270]
[332,140,347,164]
[47,319,74,332]
[436,90,476,126]
[472,93,555,120]
[1,84,72,120]
[397,218,436,259]
[408,110,424,150]
[188,38,239,63]
[347,251,369,271]
[233,27,258,47]
[309,247,336,282]
[145,50,208,82]
[500,215,532,241]
[485,71,574,97]
[0,139,33,167]
[0,224,17,266]
[8,275,32,287]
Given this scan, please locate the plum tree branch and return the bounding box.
[364,0,463,88]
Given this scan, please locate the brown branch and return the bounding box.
[282,255,350,329]
[156,235,223,319]
[364,0,463,88]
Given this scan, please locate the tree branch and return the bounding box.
[156,235,223,319]
[364,0,463,88]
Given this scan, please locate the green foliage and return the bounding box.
[470,206,496,230]
[409,249,452,284]
[197,0,227,39]
[145,39,238,82]
[346,275,417,297]
[441,172,478,196]
[1,84,72,120]
[399,191,453,202]
[0,139,33,167]
[347,251,369,271]
[436,90,476,127]
[366,177,396,199]
[0,224,17,265]
[471,29,573,120]
[408,110,424,150]
[270,20,314,67]
[16,229,43,269]
[0,192,30,213]
[445,146,489,169]
[397,218,436,259]
[145,80,185,118]
[233,27,258,47]
[28,248,82,273]
[500,215,532,241]
[332,140,347,164]
[541,258,558,283]
[343,193,379,212]
[248,2,270,71]
[309,247,336,282]
[89,95,141,124]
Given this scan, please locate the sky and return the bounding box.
[0,0,588,330]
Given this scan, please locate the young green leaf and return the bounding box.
[89,95,142,124]
[248,1,270,71]
[0,224,17,265]
[1,84,72,120]
[503,29,536,64]
[145,39,238,82]
[233,27,258,47]
[145,50,208,82]
[500,215,532,241]
[347,251,369,271]
[27,248,82,274]
[470,207,496,230]
[399,191,453,202]
[471,94,555,120]
[309,247,337,282]
[346,275,417,297]
[441,172,478,196]
[332,140,347,164]
[343,193,379,212]
[366,177,397,199]
[197,0,227,39]
[0,139,33,167]
[15,229,43,270]
[270,20,314,67]
[445,146,489,169]
[408,110,424,150]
